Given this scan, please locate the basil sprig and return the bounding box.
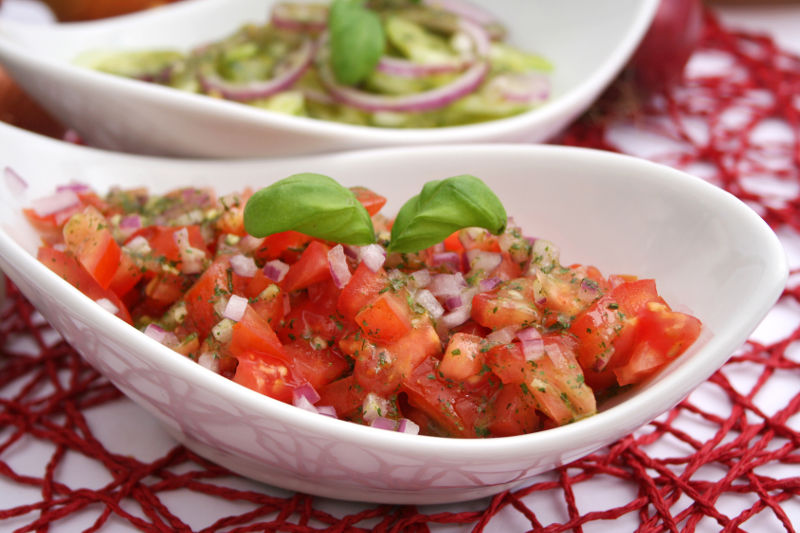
[243,173,507,254]
[387,175,507,253]
[243,173,376,245]
[328,0,385,85]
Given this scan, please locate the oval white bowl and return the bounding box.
[0,122,787,504]
[0,0,658,158]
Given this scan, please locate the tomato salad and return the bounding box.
[26,179,702,438]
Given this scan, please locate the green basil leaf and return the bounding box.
[329,0,385,85]
[243,173,376,245]
[388,175,507,253]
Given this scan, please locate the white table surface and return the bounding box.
[1,2,798,531]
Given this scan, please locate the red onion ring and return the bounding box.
[317,19,491,113]
[271,2,328,33]
[199,38,314,102]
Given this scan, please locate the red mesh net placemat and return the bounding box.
[1,10,799,533]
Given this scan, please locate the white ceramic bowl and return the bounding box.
[0,122,787,504]
[0,0,658,158]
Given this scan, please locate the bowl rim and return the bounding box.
[0,134,787,461]
[0,0,661,143]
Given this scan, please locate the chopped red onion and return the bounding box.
[360,244,386,272]
[479,277,501,292]
[438,304,471,330]
[124,235,151,255]
[223,294,248,322]
[119,215,142,229]
[430,251,462,272]
[370,416,398,431]
[230,254,258,278]
[467,249,502,274]
[518,327,544,361]
[486,326,516,345]
[197,352,221,373]
[577,278,601,306]
[4,166,28,196]
[199,38,314,102]
[444,295,464,311]
[174,228,206,274]
[31,190,80,217]
[328,244,352,288]
[316,405,338,418]
[428,272,466,297]
[294,395,318,413]
[238,235,265,252]
[408,269,431,289]
[362,393,392,423]
[56,182,91,194]
[414,289,444,319]
[293,382,321,406]
[397,418,420,435]
[95,297,119,315]
[263,259,290,282]
[144,323,167,343]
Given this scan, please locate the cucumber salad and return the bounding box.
[80,0,552,128]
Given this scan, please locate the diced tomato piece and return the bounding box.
[229,306,289,365]
[253,230,312,263]
[318,375,368,419]
[336,262,389,320]
[62,206,121,289]
[402,357,486,437]
[471,278,541,330]
[249,284,285,328]
[284,340,349,391]
[181,254,234,339]
[614,302,702,386]
[108,250,143,297]
[128,225,208,274]
[522,336,596,426]
[443,231,464,253]
[490,252,523,281]
[488,384,541,437]
[569,294,628,375]
[349,186,387,216]
[144,272,186,306]
[37,246,132,324]
[280,240,331,292]
[485,342,528,385]
[438,332,485,382]
[383,318,442,379]
[611,279,665,315]
[354,291,413,344]
[233,353,294,403]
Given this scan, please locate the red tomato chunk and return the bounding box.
[27,184,704,438]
